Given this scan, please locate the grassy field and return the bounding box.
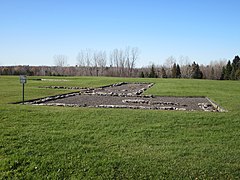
[0,76,240,179]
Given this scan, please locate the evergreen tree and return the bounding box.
[161,67,167,78]
[230,56,240,80]
[230,69,236,80]
[176,64,181,78]
[172,63,177,78]
[191,62,203,79]
[149,64,158,78]
[220,66,226,80]
[139,71,145,78]
[235,69,240,80]
[232,56,240,68]
[144,72,149,78]
[224,60,232,80]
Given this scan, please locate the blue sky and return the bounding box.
[0,0,240,67]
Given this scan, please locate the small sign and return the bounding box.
[20,75,27,84]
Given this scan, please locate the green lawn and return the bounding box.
[1,76,240,179]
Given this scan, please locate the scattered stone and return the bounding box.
[151,101,179,106]
[122,99,149,104]
[176,108,187,111]
[198,103,217,112]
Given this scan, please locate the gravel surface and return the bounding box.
[29,82,218,111]
[49,94,211,111]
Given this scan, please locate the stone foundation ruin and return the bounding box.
[23,82,226,112]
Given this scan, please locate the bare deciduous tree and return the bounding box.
[75,46,139,77]
[178,56,191,78]
[119,49,126,76]
[124,47,139,77]
[110,49,120,76]
[98,51,107,68]
[53,54,68,75]
[76,49,93,75]
[164,56,176,68]
[93,50,107,76]
[54,54,68,67]
[76,50,86,67]
[85,49,93,67]
[97,51,107,76]
[210,59,227,79]
[164,56,176,77]
[125,46,131,76]
[130,47,139,74]
[113,49,119,72]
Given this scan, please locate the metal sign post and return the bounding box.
[20,75,27,104]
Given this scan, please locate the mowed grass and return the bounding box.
[0,76,240,179]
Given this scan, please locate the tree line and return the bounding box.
[0,49,239,80]
[139,61,203,79]
[138,55,227,80]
